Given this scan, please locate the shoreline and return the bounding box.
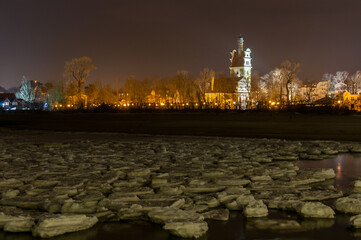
[1,112,361,141]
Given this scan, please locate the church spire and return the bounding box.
[238,34,244,55]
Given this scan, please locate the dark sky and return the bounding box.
[0,0,360,88]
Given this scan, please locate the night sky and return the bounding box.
[0,0,360,88]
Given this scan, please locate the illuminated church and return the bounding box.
[204,35,252,109]
[230,35,252,109]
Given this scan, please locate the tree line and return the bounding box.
[14,56,361,110]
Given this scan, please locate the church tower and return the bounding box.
[229,35,252,109]
[243,48,252,81]
[238,36,244,55]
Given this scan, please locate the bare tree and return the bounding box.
[174,71,197,105]
[85,83,100,106]
[322,73,334,97]
[195,68,215,103]
[347,71,361,94]
[303,80,317,103]
[98,84,117,105]
[63,56,97,108]
[123,76,152,106]
[15,76,37,106]
[333,71,348,94]
[65,81,78,106]
[261,69,283,103]
[280,60,300,105]
[250,71,261,103]
[46,80,67,108]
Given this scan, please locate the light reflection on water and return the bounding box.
[2,155,361,240]
[296,154,361,190]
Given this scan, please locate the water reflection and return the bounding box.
[296,154,361,190]
[300,218,335,230]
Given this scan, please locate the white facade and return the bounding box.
[298,81,329,102]
[229,36,252,109]
[314,81,329,100]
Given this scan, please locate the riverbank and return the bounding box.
[1,111,361,141]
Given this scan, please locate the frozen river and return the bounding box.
[1,131,361,239]
[3,152,361,240]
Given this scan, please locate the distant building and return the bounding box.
[204,78,238,109]
[0,93,18,109]
[313,81,329,100]
[299,81,329,102]
[205,35,252,109]
[230,35,252,109]
[343,91,361,111]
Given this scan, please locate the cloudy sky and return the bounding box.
[0,0,360,88]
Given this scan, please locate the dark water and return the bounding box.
[2,155,361,240]
[296,154,361,191]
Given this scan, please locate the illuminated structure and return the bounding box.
[343,91,361,111]
[230,35,252,109]
[204,35,252,109]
